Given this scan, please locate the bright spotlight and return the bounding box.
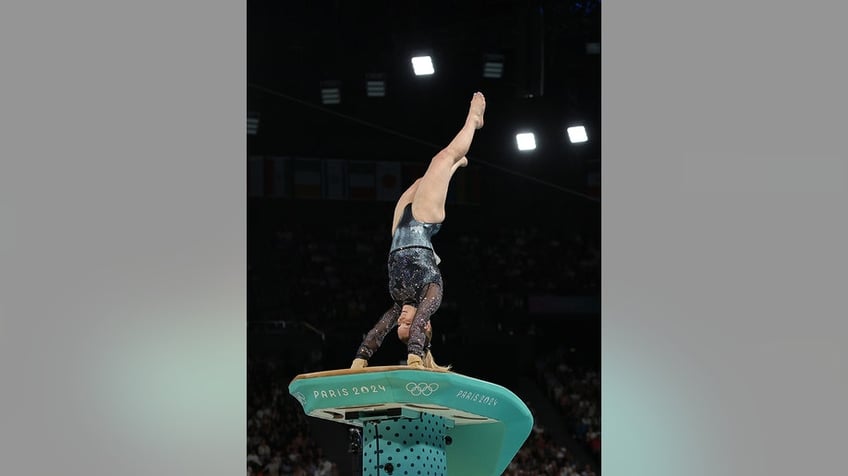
[411,56,435,76]
[515,132,537,151]
[567,126,588,143]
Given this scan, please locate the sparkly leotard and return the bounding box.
[388,204,442,305]
[355,204,444,360]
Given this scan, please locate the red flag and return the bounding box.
[348,161,376,200]
[376,161,402,201]
[293,158,323,199]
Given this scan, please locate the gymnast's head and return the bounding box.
[397,304,432,343]
[397,304,451,371]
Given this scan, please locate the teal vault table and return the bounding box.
[289,366,533,476]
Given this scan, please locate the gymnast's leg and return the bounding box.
[403,282,443,368]
[411,92,485,224]
[390,178,421,237]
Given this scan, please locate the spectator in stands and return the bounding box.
[256,438,270,463]
[247,357,339,475]
[263,452,281,476]
[351,92,486,370]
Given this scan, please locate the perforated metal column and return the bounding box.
[361,414,448,476]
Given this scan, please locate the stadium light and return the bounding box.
[411,56,435,76]
[365,74,386,97]
[247,113,259,136]
[320,80,341,105]
[567,125,588,143]
[482,54,504,79]
[515,132,537,151]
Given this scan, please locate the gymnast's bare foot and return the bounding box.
[457,156,468,168]
[468,92,486,130]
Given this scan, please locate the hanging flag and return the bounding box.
[348,161,376,200]
[441,164,479,204]
[293,158,323,199]
[324,159,347,200]
[376,161,402,201]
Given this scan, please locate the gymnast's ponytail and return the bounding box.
[423,349,451,371]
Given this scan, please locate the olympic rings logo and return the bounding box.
[405,382,440,396]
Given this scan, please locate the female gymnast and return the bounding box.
[350,91,486,370]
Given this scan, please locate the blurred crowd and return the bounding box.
[247,356,339,476]
[249,206,599,328]
[537,349,601,461]
[503,428,597,476]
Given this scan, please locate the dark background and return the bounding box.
[247,0,600,190]
[247,1,601,474]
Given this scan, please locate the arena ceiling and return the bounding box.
[247,0,600,185]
